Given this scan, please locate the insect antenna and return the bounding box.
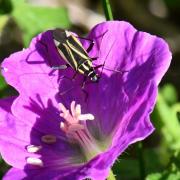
[94,39,128,78]
[98,39,117,79]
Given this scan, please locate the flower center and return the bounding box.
[59,101,101,160]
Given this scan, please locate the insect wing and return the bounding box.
[57,42,78,70]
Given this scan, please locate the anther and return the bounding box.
[41,134,57,144]
[26,157,43,167]
[26,145,42,153]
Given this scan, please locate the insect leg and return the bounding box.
[91,57,98,61]
[75,36,95,53]
[86,41,95,53]
[57,71,78,84]
[81,76,89,102]
[71,71,78,80]
[51,64,70,70]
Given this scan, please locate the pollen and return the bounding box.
[26,145,42,153]
[26,157,43,167]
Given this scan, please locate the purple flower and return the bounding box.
[0,21,171,180]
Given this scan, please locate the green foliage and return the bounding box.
[146,159,180,180]
[0,74,17,98]
[160,84,178,106]
[0,155,10,179]
[146,85,180,179]
[146,173,163,180]
[0,0,12,14]
[0,75,7,90]
[154,85,180,151]
[11,0,70,46]
[113,157,139,179]
[0,15,8,31]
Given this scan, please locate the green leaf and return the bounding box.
[146,168,180,180]
[154,93,180,150]
[160,84,178,106]
[0,15,9,32]
[11,0,70,46]
[146,173,162,180]
[0,75,7,90]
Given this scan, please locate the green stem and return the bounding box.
[137,142,146,180]
[102,0,113,20]
[107,169,116,180]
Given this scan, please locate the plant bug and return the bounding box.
[52,28,106,83]
[51,28,127,98]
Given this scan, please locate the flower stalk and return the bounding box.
[137,142,146,180]
[102,0,113,20]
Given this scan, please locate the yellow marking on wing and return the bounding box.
[87,60,93,67]
[71,35,84,49]
[67,39,89,60]
[63,43,78,70]
[78,68,84,74]
[80,63,89,71]
[57,48,68,62]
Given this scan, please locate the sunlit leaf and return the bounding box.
[160,84,178,106]
[154,93,180,150]
[146,173,162,180]
[0,15,9,31]
[11,0,70,46]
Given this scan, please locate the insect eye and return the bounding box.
[90,76,99,82]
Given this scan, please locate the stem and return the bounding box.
[107,169,116,180]
[102,0,113,20]
[137,142,146,180]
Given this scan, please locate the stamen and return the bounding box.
[26,145,42,153]
[78,114,94,121]
[41,134,57,144]
[59,101,100,160]
[26,157,43,167]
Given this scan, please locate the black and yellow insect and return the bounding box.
[52,28,99,82]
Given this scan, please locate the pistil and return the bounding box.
[59,101,101,160]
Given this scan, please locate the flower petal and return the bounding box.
[0,97,30,168]
[3,168,27,180]
[0,98,84,170]
[83,21,171,137]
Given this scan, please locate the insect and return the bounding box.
[52,28,101,83]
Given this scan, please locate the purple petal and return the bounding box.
[0,97,30,168]
[3,168,27,180]
[4,166,108,180]
[0,98,86,170]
